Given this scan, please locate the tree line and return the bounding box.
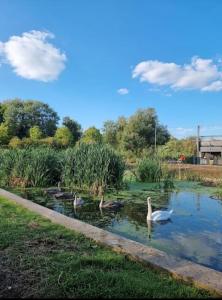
[0,98,196,160]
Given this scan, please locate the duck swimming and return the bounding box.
[99,195,124,209]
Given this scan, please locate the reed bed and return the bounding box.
[62,143,125,194]
[0,148,61,187]
[0,144,125,194]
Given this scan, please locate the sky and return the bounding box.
[0,0,222,138]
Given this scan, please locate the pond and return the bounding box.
[9,182,222,272]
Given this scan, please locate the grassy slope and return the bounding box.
[0,197,214,298]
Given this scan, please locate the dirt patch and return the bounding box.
[0,255,41,298]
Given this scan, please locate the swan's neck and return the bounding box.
[99,195,104,208]
[147,199,152,221]
[74,194,77,206]
[147,219,152,240]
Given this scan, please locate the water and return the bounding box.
[11,187,222,272]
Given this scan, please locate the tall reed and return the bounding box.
[0,147,61,187]
[62,143,125,194]
[136,157,162,183]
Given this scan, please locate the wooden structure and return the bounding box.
[197,126,222,165]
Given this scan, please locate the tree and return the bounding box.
[29,126,43,140]
[0,123,10,145]
[102,120,118,148]
[54,127,73,147]
[81,127,102,144]
[158,137,196,160]
[62,116,82,144]
[0,103,4,124]
[121,108,170,155]
[1,99,59,138]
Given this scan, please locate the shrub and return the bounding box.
[29,126,43,140]
[39,137,56,147]
[54,127,73,147]
[21,137,35,147]
[136,158,162,182]
[9,136,22,148]
[81,127,102,144]
[0,123,10,145]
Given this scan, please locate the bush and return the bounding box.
[81,127,102,144]
[39,137,56,147]
[136,158,162,182]
[9,137,22,148]
[0,123,10,145]
[54,127,73,147]
[62,143,125,194]
[29,126,43,140]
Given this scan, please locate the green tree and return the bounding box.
[62,116,82,144]
[0,123,10,145]
[1,99,59,138]
[102,120,118,148]
[81,127,102,144]
[54,127,73,147]
[158,137,196,160]
[121,108,170,155]
[0,103,4,124]
[29,126,43,140]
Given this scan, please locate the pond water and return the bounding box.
[10,185,222,272]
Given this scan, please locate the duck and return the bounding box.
[99,195,124,209]
[147,197,173,222]
[73,193,84,207]
[44,182,62,195]
[54,188,74,200]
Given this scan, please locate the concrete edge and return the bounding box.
[0,187,221,296]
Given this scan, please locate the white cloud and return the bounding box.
[0,30,66,82]
[132,56,222,92]
[117,88,129,95]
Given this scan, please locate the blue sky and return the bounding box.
[0,0,222,138]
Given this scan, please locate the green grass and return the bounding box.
[0,197,215,298]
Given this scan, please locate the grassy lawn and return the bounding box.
[0,196,214,298]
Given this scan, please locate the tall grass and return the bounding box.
[136,158,162,183]
[62,143,125,194]
[0,148,61,187]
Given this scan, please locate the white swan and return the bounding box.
[73,193,84,207]
[147,197,173,222]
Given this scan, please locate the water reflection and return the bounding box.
[10,187,222,272]
[196,193,201,211]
